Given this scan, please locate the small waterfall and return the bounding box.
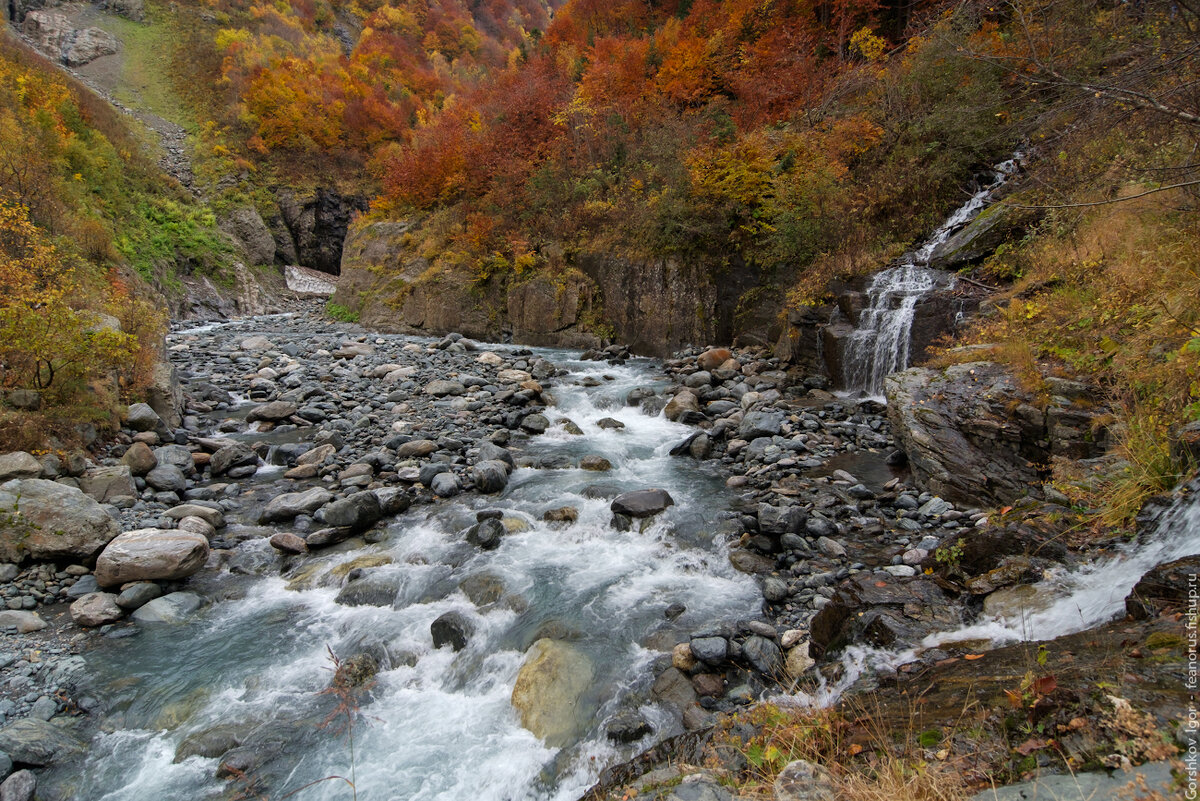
[780,481,1200,712]
[839,154,1022,395]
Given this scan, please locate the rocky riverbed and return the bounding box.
[0,305,1189,801]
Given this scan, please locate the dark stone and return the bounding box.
[1126,555,1200,619]
[740,635,784,676]
[689,636,728,664]
[431,611,474,651]
[611,489,675,518]
[606,711,654,744]
[809,573,959,657]
[465,519,506,551]
[323,492,382,531]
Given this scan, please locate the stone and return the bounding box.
[395,439,437,458]
[611,489,674,518]
[336,573,401,607]
[510,639,594,748]
[520,414,550,434]
[665,775,732,801]
[672,642,697,671]
[430,473,460,497]
[774,759,834,801]
[209,443,259,477]
[471,460,510,494]
[543,506,578,524]
[809,573,958,656]
[466,519,506,550]
[689,636,727,664]
[424,380,465,397]
[126,403,163,432]
[740,635,783,676]
[697,348,733,371]
[0,718,85,766]
[739,410,785,440]
[431,611,474,651]
[1126,555,1200,619]
[0,611,45,633]
[579,455,611,471]
[239,336,274,351]
[116,582,162,610]
[219,206,275,266]
[120,441,158,475]
[145,465,187,493]
[247,401,297,423]
[69,592,124,627]
[0,479,119,563]
[269,532,308,555]
[606,711,653,744]
[259,488,334,523]
[784,641,816,678]
[94,529,210,587]
[297,443,338,465]
[322,492,382,531]
[0,453,40,481]
[131,592,203,624]
[684,371,713,388]
[79,465,136,503]
[664,391,700,422]
[163,504,225,529]
[0,769,35,801]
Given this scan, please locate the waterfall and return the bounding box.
[839,154,1022,395]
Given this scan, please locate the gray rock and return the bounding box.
[28,697,56,722]
[322,492,382,531]
[430,473,460,497]
[145,465,187,493]
[163,504,224,529]
[0,611,45,633]
[0,454,40,481]
[0,718,85,766]
[0,769,35,801]
[69,592,124,627]
[424,380,465,397]
[396,439,437,458]
[520,414,550,434]
[246,401,297,423]
[268,532,308,555]
[65,575,98,599]
[335,573,400,607]
[666,775,732,801]
[79,465,136,503]
[689,636,727,664]
[95,529,210,587]
[740,634,783,676]
[774,759,834,801]
[116,582,162,610]
[739,410,785,440]
[209,442,259,477]
[475,442,514,468]
[611,489,674,518]
[131,592,203,624]
[471,460,510,494]
[966,760,1176,801]
[259,488,334,523]
[126,403,163,432]
[466,519,506,550]
[0,479,119,563]
[663,390,700,422]
[606,711,653,743]
[219,206,275,266]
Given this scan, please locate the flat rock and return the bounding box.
[0,610,46,633]
[131,592,203,624]
[259,488,334,523]
[0,718,85,766]
[94,529,210,587]
[69,592,124,627]
[611,488,674,518]
[0,453,41,481]
[0,479,119,563]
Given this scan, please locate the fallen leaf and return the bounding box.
[1031,675,1057,695]
[1015,738,1048,756]
[936,749,949,760]
[964,653,985,660]
[848,743,864,756]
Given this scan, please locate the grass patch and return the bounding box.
[325,301,360,323]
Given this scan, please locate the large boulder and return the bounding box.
[219,206,276,266]
[0,718,85,766]
[470,460,510,494]
[69,592,124,627]
[886,362,1108,506]
[0,479,119,563]
[0,453,41,481]
[79,466,136,503]
[94,529,210,587]
[322,492,382,531]
[259,488,334,523]
[510,639,594,747]
[505,271,603,349]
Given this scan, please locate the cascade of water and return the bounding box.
[781,483,1200,711]
[839,155,1022,395]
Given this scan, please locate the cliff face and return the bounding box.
[334,221,777,353]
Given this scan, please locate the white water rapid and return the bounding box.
[48,345,760,801]
[841,154,1022,395]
